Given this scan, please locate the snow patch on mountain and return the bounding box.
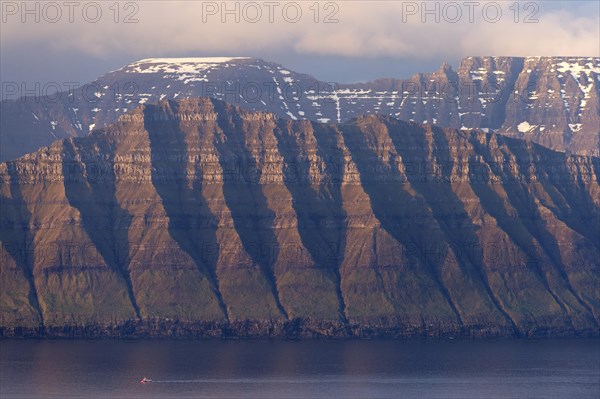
[555,58,599,113]
[518,121,537,133]
[126,57,251,74]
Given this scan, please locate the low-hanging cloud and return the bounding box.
[2,1,598,61]
[1,0,598,94]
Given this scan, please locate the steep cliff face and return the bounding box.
[499,57,599,154]
[1,98,599,337]
[1,57,598,162]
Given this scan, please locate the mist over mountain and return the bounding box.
[1,98,598,338]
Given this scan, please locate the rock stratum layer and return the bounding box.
[1,56,599,162]
[1,98,599,338]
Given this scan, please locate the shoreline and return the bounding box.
[2,318,598,340]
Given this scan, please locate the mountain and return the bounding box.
[1,56,598,162]
[1,98,599,338]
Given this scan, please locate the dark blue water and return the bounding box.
[1,338,598,398]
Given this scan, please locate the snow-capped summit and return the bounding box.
[124,57,252,74]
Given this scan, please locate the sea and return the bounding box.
[1,338,598,398]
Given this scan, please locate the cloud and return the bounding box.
[1,0,598,63]
[292,2,600,58]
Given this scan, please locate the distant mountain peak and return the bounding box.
[439,61,452,71]
[2,55,599,162]
[131,56,253,65]
[124,57,255,74]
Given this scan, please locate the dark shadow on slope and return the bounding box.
[62,138,140,319]
[0,173,43,327]
[528,145,600,252]
[466,134,583,328]
[209,99,287,319]
[340,118,463,325]
[191,161,222,299]
[272,120,348,322]
[532,155,600,295]
[312,123,350,323]
[387,122,516,329]
[143,102,228,320]
[475,136,598,325]
[491,57,526,129]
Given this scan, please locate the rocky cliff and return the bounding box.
[1,98,599,338]
[1,56,598,162]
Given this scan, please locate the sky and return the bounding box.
[1,0,599,96]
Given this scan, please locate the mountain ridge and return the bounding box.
[1,56,598,162]
[1,97,599,338]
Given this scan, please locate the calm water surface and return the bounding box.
[1,338,598,398]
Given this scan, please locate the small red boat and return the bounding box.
[140,377,153,383]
